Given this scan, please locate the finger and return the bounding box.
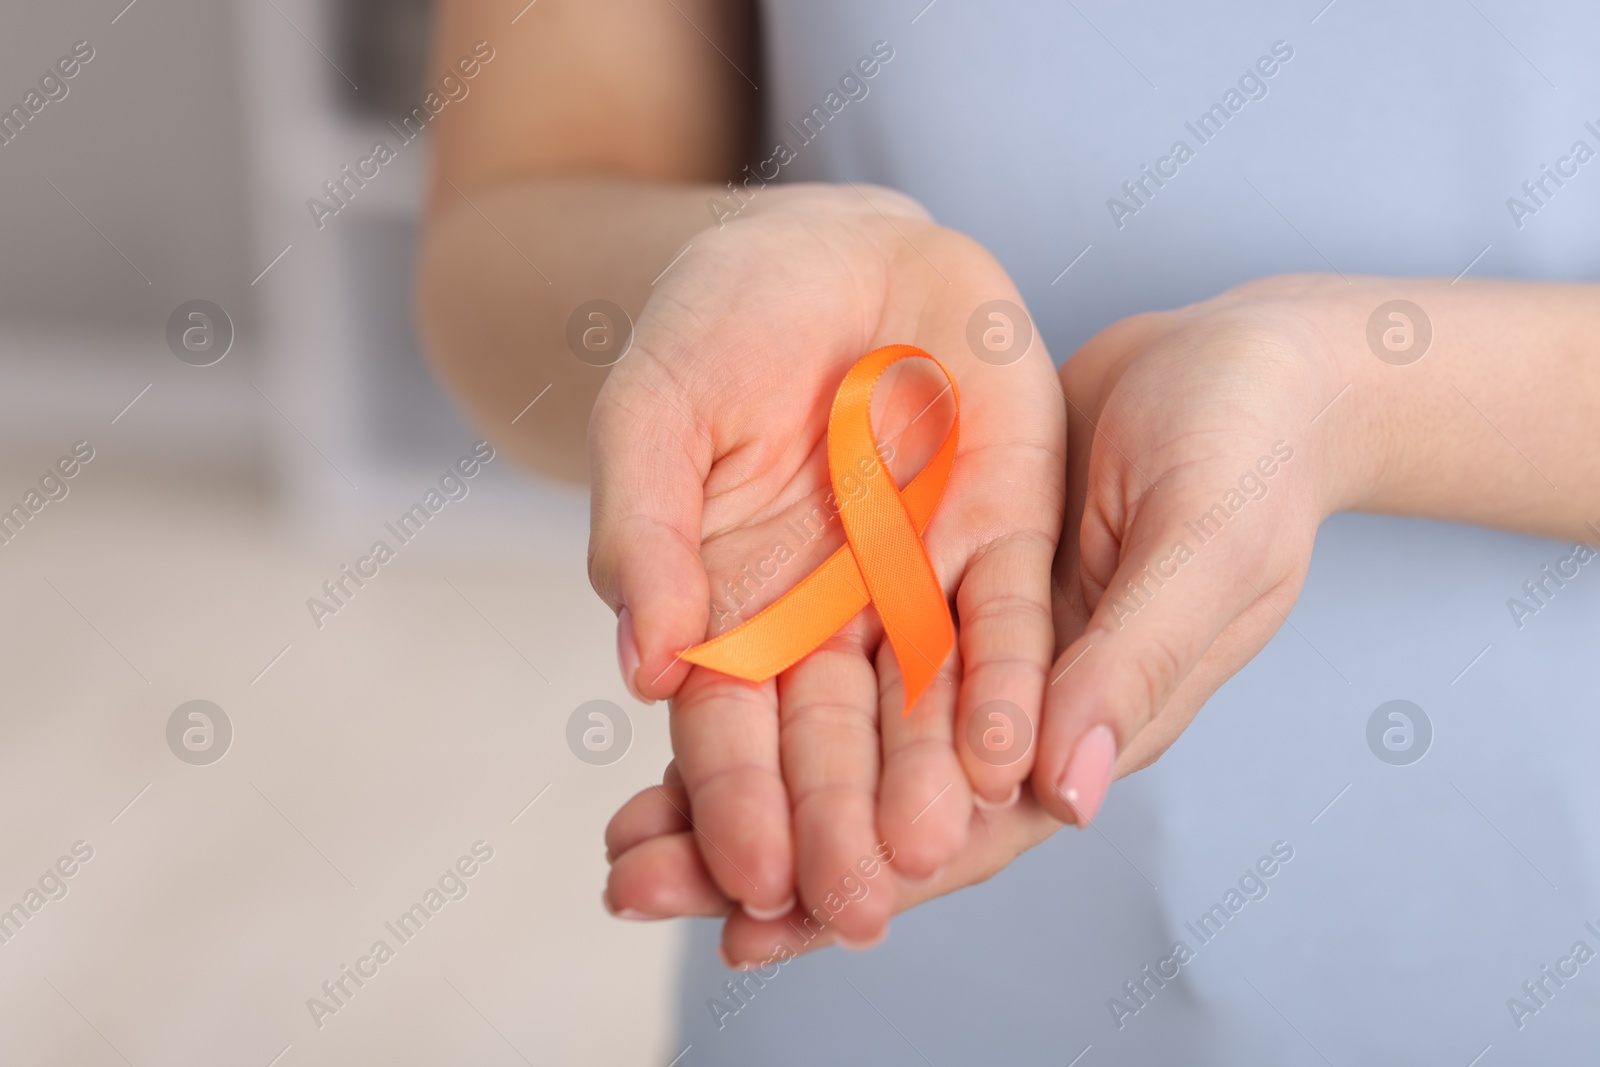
[1033,491,1291,827]
[671,667,795,916]
[777,631,897,945]
[605,831,734,920]
[875,642,971,879]
[873,312,1062,810]
[605,779,691,863]
[588,380,711,702]
[719,794,1063,967]
[1116,579,1308,774]
[950,531,1055,806]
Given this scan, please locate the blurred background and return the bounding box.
[0,0,466,492]
[0,1,680,1063]
[6,2,1600,1065]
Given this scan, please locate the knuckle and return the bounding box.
[1124,634,1186,738]
[1125,745,1168,775]
[960,591,1053,630]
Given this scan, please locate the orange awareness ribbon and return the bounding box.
[681,344,957,714]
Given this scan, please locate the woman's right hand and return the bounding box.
[590,182,1066,943]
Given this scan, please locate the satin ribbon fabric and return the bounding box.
[681,344,957,714]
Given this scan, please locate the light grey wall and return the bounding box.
[0,0,253,328]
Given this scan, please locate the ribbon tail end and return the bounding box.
[677,651,774,686]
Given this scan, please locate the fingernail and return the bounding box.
[973,783,1021,811]
[742,896,795,922]
[717,943,752,971]
[837,925,889,951]
[616,607,652,704]
[1058,724,1117,828]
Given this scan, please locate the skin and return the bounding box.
[419,0,1600,965]
[415,0,759,483]
[586,182,1067,937]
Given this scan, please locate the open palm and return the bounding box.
[590,183,1065,944]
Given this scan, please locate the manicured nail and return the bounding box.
[616,607,651,704]
[973,783,1021,811]
[743,896,795,922]
[1058,724,1116,827]
[837,925,889,951]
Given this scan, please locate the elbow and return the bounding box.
[412,201,599,486]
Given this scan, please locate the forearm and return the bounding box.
[1260,275,1600,540]
[415,176,719,482]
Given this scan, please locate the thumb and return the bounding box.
[588,388,711,703]
[1032,495,1279,826]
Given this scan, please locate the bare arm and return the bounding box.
[415,0,757,482]
[1318,276,1600,541]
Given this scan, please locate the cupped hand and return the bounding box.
[1030,275,1357,825]
[604,275,1361,965]
[588,183,1066,943]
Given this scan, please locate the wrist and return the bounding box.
[1152,278,1363,524]
[1182,275,1380,521]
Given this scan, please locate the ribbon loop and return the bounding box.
[681,344,958,714]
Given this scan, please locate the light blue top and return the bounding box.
[677,3,1600,1063]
